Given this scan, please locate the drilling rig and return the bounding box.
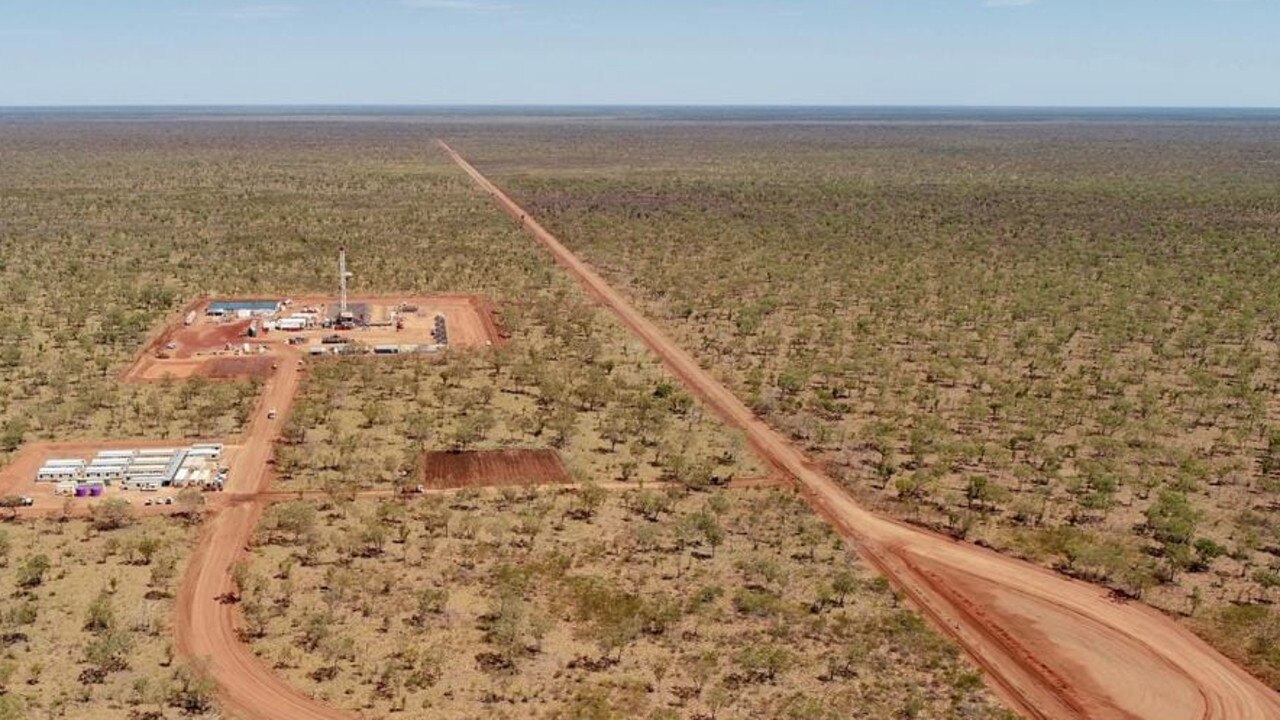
[337,246,356,330]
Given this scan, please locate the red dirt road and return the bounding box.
[441,140,1280,720]
[173,351,354,720]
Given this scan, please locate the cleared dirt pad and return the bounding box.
[421,449,569,489]
[201,356,277,380]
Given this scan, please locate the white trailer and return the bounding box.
[37,465,82,482]
[84,465,126,481]
[90,455,131,466]
[42,459,86,468]
[126,477,164,491]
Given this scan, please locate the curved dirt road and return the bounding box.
[440,140,1280,720]
[174,353,355,720]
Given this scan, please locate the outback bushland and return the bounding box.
[0,513,212,719]
[242,487,1015,719]
[1,120,1016,717]
[449,120,1280,686]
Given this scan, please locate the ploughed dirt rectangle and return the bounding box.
[202,356,277,380]
[421,449,570,489]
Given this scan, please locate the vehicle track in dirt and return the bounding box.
[172,351,359,720]
[440,139,1280,720]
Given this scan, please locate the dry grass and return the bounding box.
[241,487,1015,719]
[0,514,211,719]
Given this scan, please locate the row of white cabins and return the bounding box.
[36,444,225,493]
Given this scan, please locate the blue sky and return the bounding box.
[0,0,1276,106]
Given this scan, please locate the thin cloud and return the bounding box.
[402,0,515,13]
[221,4,299,20]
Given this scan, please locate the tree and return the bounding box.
[89,498,135,531]
[169,663,217,715]
[15,554,50,589]
[85,627,134,673]
[0,497,25,520]
[831,570,858,606]
[84,588,116,633]
[1146,490,1201,547]
[175,487,206,520]
[735,643,793,684]
[570,482,607,521]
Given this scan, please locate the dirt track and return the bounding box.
[172,350,357,720]
[440,140,1280,720]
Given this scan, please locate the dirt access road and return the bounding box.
[440,140,1280,720]
[173,351,355,720]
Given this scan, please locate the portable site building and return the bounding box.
[191,443,224,452]
[37,465,82,481]
[55,480,78,496]
[207,300,281,317]
[95,450,136,459]
[136,448,178,458]
[90,455,131,466]
[187,447,222,459]
[127,477,164,491]
[84,465,126,481]
[43,459,86,468]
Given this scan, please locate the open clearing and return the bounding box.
[124,295,500,381]
[0,439,238,514]
[421,448,570,488]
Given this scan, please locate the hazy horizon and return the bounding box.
[3,1,1277,107]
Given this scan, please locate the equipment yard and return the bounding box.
[124,294,501,381]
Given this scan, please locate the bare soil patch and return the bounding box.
[122,295,503,383]
[201,356,277,380]
[421,449,569,489]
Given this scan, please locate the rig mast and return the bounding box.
[339,246,352,315]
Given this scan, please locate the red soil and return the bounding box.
[200,356,277,380]
[422,449,569,489]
